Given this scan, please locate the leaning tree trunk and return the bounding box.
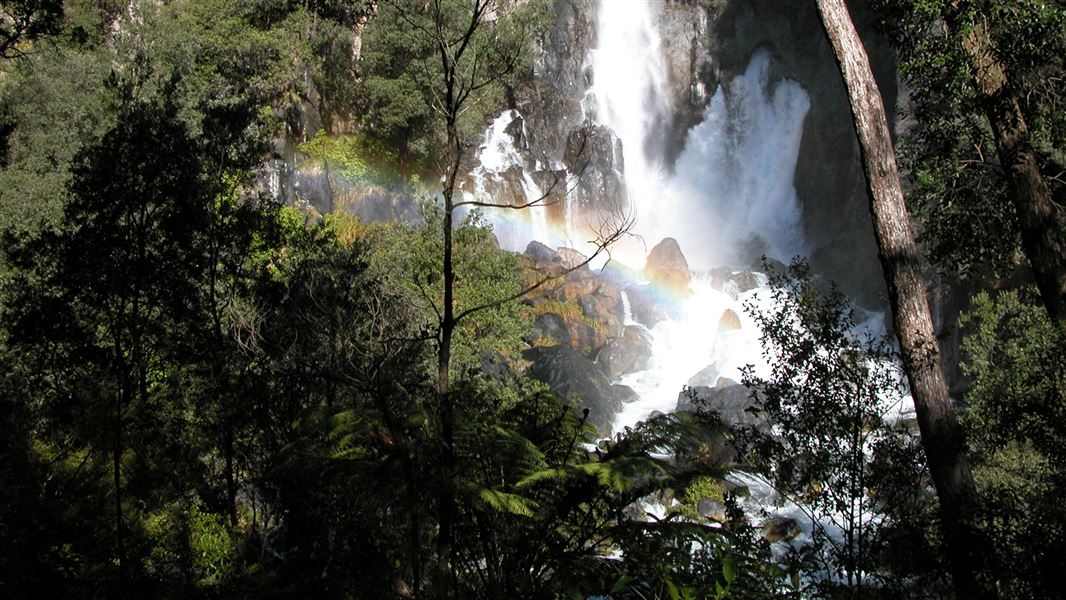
[948,9,1066,326]
[815,1,997,598]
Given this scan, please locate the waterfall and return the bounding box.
[466,1,818,434]
[667,50,810,266]
[584,3,809,271]
[466,110,556,251]
[586,0,671,227]
[578,1,812,432]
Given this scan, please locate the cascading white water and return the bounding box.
[581,2,911,569]
[466,2,830,437]
[586,0,671,229]
[582,2,810,433]
[667,50,810,266]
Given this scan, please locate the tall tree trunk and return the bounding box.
[434,116,460,599]
[113,384,126,597]
[815,1,996,597]
[224,425,238,528]
[947,9,1066,325]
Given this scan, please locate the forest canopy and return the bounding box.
[1,0,1064,598]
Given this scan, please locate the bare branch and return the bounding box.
[452,209,635,327]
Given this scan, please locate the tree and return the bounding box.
[814,1,995,597]
[376,1,632,594]
[942,2,1066,325]
[0,0,62,59]
[737,260,931,595]
[872,0,1066,325]
[958,289,1066,598]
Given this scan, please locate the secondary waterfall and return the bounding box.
[667,50,810,266]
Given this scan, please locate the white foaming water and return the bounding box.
[586,4,810,268]
[466,4,853,440]
[612,276,777,435]
[587,0,671,231]
[665,50,810,265]
[585,2,810,432]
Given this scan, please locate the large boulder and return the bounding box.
[676,384,765,430]
[477,350,513,382]
[717,309,743,334]
[763,516,802,542]
[525,346,622,435]
[525,240,559,263]
[531,312,572,346]
[598,326,654,379]
[687,363,719,388]
[525,266,625,352]
[644,238,692,296]
[709,267,761,299]
[556,247,589,270]
[611,384,641,404]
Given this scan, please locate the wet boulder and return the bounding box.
[717,309,743,334]
[557,247,589,270]
[525,240,559,263]
[645,238,692,296]
[598,326,654,379]
[531,312,571,346]
[624,285,671,328]
[676,384,764,430]
[763,516,802,542]
[525,346,622,435]
[709,267,761,299]
[698,498,728,521]
[612,384,641,404]
[687,363,719,387]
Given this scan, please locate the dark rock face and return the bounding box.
[612,384,641,404]
[478,350,513,383]
[598,326,653,379]
[532,312,572,347]
[708,267,761,299]
[522,251,626,353]
[710,0,893,308]
[645,238,692,295]
[563,122,627,214]
[525,346,622,435]
[284,164,419,223]
[676,384,764,431]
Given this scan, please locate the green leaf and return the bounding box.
[722,555,736,584]
[461,481,536,517]
[610,574,636,593]
[665,576,681,600]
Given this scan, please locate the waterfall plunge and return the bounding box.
[668,51,810,266]
[585,2,810,434]
[467,1,817,433]
[586,0,671,227]
[587,3,809,268]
